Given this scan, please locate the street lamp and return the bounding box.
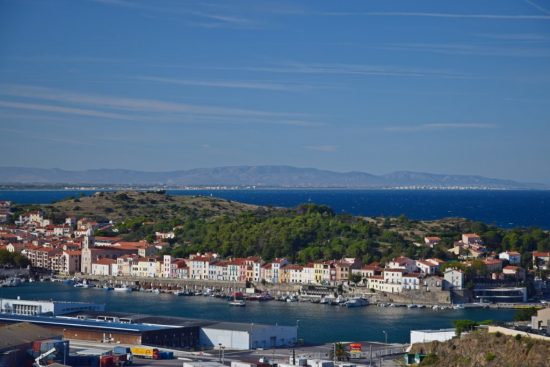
[382,330,388,357]
[218,343,222,362]
[221,345,225,364]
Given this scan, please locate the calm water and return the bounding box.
[1,189,549,229]
[0,283,515,344]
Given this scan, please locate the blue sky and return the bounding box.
[0,0,549,183]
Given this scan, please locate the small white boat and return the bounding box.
[286,295,298,303]
[345,297,369,308]
[113,285,132,292]
[152,288,161,294]
[229,299,246,306]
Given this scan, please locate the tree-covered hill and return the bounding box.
[10,191,550,266]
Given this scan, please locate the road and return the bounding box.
[68,340,406,367]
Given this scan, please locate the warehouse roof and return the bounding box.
[0,314,180,333]
[0,322,61,351]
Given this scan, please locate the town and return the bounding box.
[1,199,549,308]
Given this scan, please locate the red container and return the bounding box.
[100,355,114,367]
[32,340,42,353]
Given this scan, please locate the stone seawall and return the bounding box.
[350,288,452,305]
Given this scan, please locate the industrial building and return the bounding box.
[0,298,105,316]
[0,313,201,349]
[0,322,63,367]
[0,309,298,351]
[201,321,298,349]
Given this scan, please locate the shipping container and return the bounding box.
[130,346,160,359]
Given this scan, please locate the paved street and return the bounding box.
[68,339,406,367]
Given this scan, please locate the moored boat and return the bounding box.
[345,297,369,308]
[228,299,246,306]
[113,285,132,292]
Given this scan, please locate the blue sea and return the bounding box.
[1,189,549,229]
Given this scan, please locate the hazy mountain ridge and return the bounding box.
[0,166,545,189]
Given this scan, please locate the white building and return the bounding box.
[163,255,176,278]
[499,251,521,265]
[402,273,421,290]
[0,298,104,316]
[410,329,456,345]
[416,260,437,275]
[91,258,115,276]
[387,257,417,273]
[462,233,482,245]
[443,269,464,290]
[200,322,297,350]
[132,258,161,278]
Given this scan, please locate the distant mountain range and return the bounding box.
[0,166,546,189]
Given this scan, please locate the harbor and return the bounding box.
[0,282,516,344]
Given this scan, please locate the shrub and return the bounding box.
[485,352,496,362]
[419,353,438,366]
[515,334,522,341]
[514,307,539,321]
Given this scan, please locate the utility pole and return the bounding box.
[369,344,372,366]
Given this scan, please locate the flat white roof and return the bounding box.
[411,328,455,334]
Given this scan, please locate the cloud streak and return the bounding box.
[0,84,320,126]
[304,145,337,152]
[323,11,550,20]
[134,76,320,92]
[525,0,550,16]
[0,100,131,120]
[382,42,550,58]
[89,0,256,28]
[384,123,497,133]
[209,62,471,79]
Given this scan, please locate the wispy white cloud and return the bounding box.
[0,84,320,126]
[525,0,550,16]
[322,11,550,20]
[0,127,95,146]
[208,62,471,79]
[134,76,321,92]
[384,123,497,133]
[381,42,550,58]
[89,0,256,28]
[477,33,550,42]
[304,145,337,152]
[0,100,131,120]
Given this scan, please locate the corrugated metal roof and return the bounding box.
[0,314,178,332]
[0,322,61,350]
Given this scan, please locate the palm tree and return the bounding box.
[334,343,348,361]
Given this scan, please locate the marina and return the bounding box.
[0,282,516,344]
